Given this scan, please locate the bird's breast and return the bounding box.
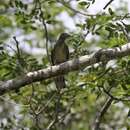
[54,45,68,64]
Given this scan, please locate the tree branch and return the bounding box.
[93,97,113,130]
[0,43,130,95]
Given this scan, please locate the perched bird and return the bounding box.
[51,33,70,90]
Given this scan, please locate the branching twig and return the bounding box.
[13,36,27,74]
[37,93,56,115]
[47,91,62,130]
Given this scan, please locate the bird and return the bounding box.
[51,33,70,90]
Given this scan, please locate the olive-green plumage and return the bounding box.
[51,33,70,89]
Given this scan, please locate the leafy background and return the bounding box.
[0,0,130,130]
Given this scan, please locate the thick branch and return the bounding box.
[0,43,130,95]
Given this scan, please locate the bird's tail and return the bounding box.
[54,76,66,90]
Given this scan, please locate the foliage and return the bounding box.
[0,0,130,130]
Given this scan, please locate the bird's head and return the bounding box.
[58,33,71,41]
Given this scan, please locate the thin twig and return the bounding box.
[78,68,111,88]
[102,86,130,101]
[45,90,62,130]
[94,68,111,82]
[13,36,27,75]
[13,36,21,58]
[46,119,56,130]
[55,91,62,124]
[103,0,114,9]
[37,93,56,115]
[56,0,98,17]
[93,97,113,130]
[28,84,42,129]
[58,96,75,124]
[41,15,51,64]
[37,0,51,65]
[5,44,17,53]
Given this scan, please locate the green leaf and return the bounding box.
[78,1,90,8]
[79,1,88,6]
[108,8,114,15]
[19,1,24,8]
[105,26,114,32]
[125,24,130,32]
[0,16,12,27]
